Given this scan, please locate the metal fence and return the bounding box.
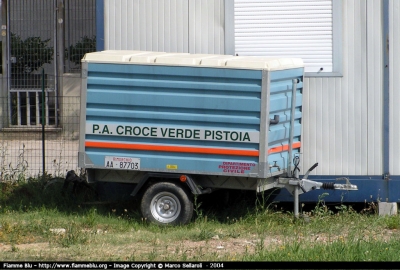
[0,94,81,180]
[9,88,58,127]
[64,0,96,73]
[6,0,95,127]
[0,0,94,179]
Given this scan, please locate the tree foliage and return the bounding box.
[11,33,54,74]
[66,36,96,65]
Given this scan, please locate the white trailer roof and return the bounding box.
[225,57,304,71]
[83,50,303,71]
[154,54,220,65]
[83,50,152,62]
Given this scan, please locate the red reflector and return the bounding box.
[180,175,187,182]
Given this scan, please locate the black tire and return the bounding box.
[140,182,193,225]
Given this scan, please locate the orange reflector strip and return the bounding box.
[268,142,301,154]
[85,141,260,157]
[85,141,300,157]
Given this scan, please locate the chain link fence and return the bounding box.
[0,89,81,180]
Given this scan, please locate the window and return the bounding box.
[226,0,342,76]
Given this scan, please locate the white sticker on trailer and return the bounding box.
[87,123,260,143]
[105,156,140,170]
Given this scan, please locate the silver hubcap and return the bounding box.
[150,192,181,223]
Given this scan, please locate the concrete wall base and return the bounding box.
[378,202,398,216]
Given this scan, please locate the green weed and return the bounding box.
[311,193,333,217]
[193,194,204,222]
[55,224,90,248]
[383,215,400,230]
[195,228,216,241]
[83,208,98,227]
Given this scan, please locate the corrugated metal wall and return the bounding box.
[188,0,224,53]
[302,0,383,175]
[104,0,189,52]
[390,0,400,175]
[104,0,224,54]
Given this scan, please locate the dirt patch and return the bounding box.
[0,242,48,252]
[1,228,399,260]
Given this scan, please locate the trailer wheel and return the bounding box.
[141,182,193,225]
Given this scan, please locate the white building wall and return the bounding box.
[104,0,189,52]
[301,0,383,176]
[104,0,224,54]
[389,0,400,175]
[188,0,225,54]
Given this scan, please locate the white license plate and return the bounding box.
[105,156,140,170]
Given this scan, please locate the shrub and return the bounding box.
[66,36,96,65]
[10,33,54,74]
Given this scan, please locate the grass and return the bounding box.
[0,177,399,261]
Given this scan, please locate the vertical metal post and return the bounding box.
[35,92,40,125]
[294,186,300,218]
[42,69,45,178]
[1,0,6,77]
[56,0,65,126]
[382,0,390,180]
[224,0,235,55]
[56,0,65,87]
[45,94,49,125]
[0,0,7,129]
[6,0,11,126]
[96,0,105,51]
[259,70,270,178]
[288,79,298,177]
[16,91,20,125]
[292,78,300,218]
[26,91,30,126]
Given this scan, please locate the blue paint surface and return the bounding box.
[84,62,303,177]
[95,0,104,51]
[270,175,400,203]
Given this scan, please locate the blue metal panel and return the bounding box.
[87,149,258,174]
[85,63,263,176]
[389,179,400,203]
[96,0,104,51]
[267,69,303,174]
[270,175,398,203]
[83,62,303,178]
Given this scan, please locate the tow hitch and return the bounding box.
[258,161,358,218]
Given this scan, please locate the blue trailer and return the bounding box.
[79,51,357,225]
